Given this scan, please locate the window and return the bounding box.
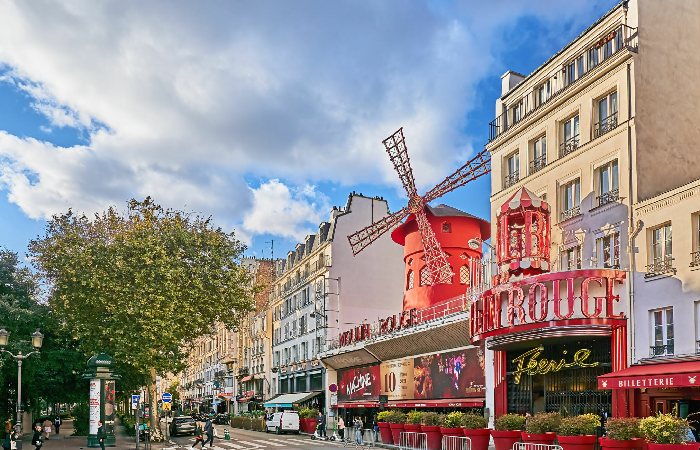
[693,214,700,267]
[536,80,551,106]
[561,178,581,220]
[442,222,452,233]
[419,266,430,286]
[576,55,585,79]
[560,115,580,157]
[597,233,620,268]
[651,308,674,356]
[588,47,599,69]
[595,91,618,138]
[596,159,619,206]
[504,151,520,188]
[647,223,674,277]
[406,270,414,290]
[530,135,547,174]
[459,265,470,285]
[511,100,524,125]
[562,245,582,270]
[301,342,308,360]
[564,61,576,86]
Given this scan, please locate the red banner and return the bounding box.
[599,373,700,389]
[337,364,381,402]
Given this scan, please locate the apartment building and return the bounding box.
[482,0,700,418]
[265,193,404,411]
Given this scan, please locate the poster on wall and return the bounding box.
[337,364,381,402]
[89,379,101,435]
[412,347,485,399]
[104,380,116,434]
[380,358,414,400]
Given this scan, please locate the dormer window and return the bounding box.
[442,222,452,233]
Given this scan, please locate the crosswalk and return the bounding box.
[164,436,342,449]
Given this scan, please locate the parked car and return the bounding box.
[213,414,229,425]
[170,417,197,436]
[265,411,299,434]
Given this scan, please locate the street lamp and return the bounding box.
[0,328,44,433]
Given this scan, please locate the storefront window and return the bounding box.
[310,372,323,391]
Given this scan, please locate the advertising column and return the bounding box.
[89,379,101,437]
[84,353,119,448]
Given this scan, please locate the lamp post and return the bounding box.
[0,329,44,433]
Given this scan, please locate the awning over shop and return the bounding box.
[263,391,322,408]
[598,360,700,389]
[338,402,379,409]
[388,398,485,408]
[237,396,253,403]
[240,375,253,382]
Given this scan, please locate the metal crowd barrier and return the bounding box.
[400,431,427,450]
[441,435,470,450]
[513,444,563,450]
[343,428,376,446]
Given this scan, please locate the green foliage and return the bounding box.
[525,412,561,434]
[72,403,90,436]
[558,414,600,436]
[495,414,526,431]
[605,417,642,440]
[420,412,442,427]
[406,411,423,425]
[298,408,318,419]
[640,413,690,444]
[461,413,487,429]
[377,410,406,424]
[443,412,465,428]
[118,414,136,436]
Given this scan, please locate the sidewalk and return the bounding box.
[34,420,172,450]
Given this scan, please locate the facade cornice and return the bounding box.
[635,178,700,215]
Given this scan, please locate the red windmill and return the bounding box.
[348,127,491,285]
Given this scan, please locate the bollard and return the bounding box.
[223,429,230,440]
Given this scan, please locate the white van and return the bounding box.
[265,410,300,434]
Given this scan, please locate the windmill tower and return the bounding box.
[348,128,492,308]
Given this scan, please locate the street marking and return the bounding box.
[249,440,285,447]
[290,438,326,446]
[232,441,264,448]
[266,438,306,446]
[219,443,248,449]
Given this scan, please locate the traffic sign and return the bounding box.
[328,383,337,393]
[162,392,172,403]
[162,402,171,411]
[131,394,140,410]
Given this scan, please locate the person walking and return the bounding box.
[97,421,106,450]
[42,419,52,440]
[191,422,204,449]
[337,416,345,441]
[54,416,62,436]
[32,425,43,450]
[354,416,363,445]
[202,418,214,447]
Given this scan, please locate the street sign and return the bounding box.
[131,394,140,410]
[162,402,171,411]
[162,392,172,403]
[330,393,338,406]
[328,383,337,393]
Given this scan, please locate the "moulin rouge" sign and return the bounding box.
[470,269,626,342]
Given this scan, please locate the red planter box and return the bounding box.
[307,418,318,434]
[599,437,645,450]
[378,422,393,445]
[491,430,522,450]
[521,432,557,445]
[463,428,491,450]
[558,435,597,450]
[422,425,442,450]
[647,445,700,450]
[390,423,406,445]
[404,424,422,432]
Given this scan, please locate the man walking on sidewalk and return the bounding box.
[201,418,214,448]
[53,417,61,436]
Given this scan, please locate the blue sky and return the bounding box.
[0,0,617,261]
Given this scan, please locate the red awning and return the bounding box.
[598,360,700,389]
[237,396,253,403]
[338,402,379,409]
[388,398,485,408]
[240,375,253,382]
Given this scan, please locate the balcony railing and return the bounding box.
[594,112,619,138]
[561,206,581,221]
[488,24,638,143]
[645,256,676,278]
[597,188,620,207]
[503,171,520,189]
[529,154,547,174]
[650,344,674,357]
[691,251,700,267]
[559,135,580,158]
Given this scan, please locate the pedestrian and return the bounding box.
[316,412,326,438]
[54,416,62,436]
[337,416,345,441]
[354,416,363,445]
[202,417,214,447]
[32,425,43,450]
[191,422,204,448]
[97,421,106,450]
[42,418,52,440]
[2,422,12,450]
[372,417,379,443]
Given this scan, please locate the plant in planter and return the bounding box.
[377,410,395,444]
[406,411,424,432]
[384,411,407,445]
[492,414,526,450]
[461,413,490,450]
[600,418,643,450]
[441,412,465,438]
[522,412,561,444]
[640,414,696,450]
[557,414,601,450]
[421,412,443,450]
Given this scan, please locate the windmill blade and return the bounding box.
[383,127,418,198]
[423,148,491,204]
[347,207,409,256]
[414,207,453,285]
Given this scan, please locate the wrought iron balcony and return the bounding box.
[691,251,700,267]
[645,256,676,278]
[594,112,619,138]
[559,135,580,158]
[561,206,581,221]
[529,155,547,174]
[597,188,620,207]
[650,344,674,357]
[503,170,520,189]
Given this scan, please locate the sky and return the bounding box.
[0,0,618,261]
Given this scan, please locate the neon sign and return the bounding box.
[512,346,599,384]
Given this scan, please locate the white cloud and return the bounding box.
[0,0,613,238]
[243,179,330,242]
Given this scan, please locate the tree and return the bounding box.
[29,198,254,439]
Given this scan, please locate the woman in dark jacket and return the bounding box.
[32,424,43,450]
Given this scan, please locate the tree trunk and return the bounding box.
[148,368,164,442]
